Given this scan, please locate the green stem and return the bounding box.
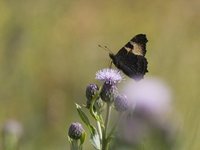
[107,113,122,141]
[70,140,79,150]
[97,120,102,141]
[105,104,111,138]
[102,103,112,150]
[3,135,19,150]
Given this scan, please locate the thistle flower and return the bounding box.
[114,94,129,112]
[96,68,122,103]
[95,68,123,85]
[68,122,84,140]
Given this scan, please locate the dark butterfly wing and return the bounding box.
[109,34,148,80]
[117,53,138,78]
[131,34,148,56]
[109,47,128,67]
[119,53,148,80]
[113,34,147,59]
[136,55,148,75]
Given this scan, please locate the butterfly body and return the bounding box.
[109,34,148,80]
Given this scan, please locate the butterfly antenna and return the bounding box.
[98,44,113,54]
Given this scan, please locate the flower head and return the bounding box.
[114,94,129,112]
[68,122,84,140]
[95,68,123,85]
[2,120,23,140]
[100,82,117,103]
[85,83,104,111]
[86,84,99,108]
[86,84,99,100]
[123,77,172,117]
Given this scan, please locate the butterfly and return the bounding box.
[109,34,148,80]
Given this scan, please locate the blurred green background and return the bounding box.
[0,0,199,149]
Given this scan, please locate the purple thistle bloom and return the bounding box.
[96,68,122,103]
[95,68,123,85]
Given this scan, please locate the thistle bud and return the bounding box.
[68,122,84,140]
[100,81,117,103]
[85,84,99,108]
[114,94,129,112]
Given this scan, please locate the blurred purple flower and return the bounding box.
[114,77,178,147]
[2,120,23,139]
[114,94,129,112]
[123,77,172,117]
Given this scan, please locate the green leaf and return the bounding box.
[89,94,99,120]
[76,103,90,125]
[75,103,101,149]
[80,131,86,145]
[68,136,72,144]
[89,94,104,126]
[90,129,101,150]
[75,103,95,134]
